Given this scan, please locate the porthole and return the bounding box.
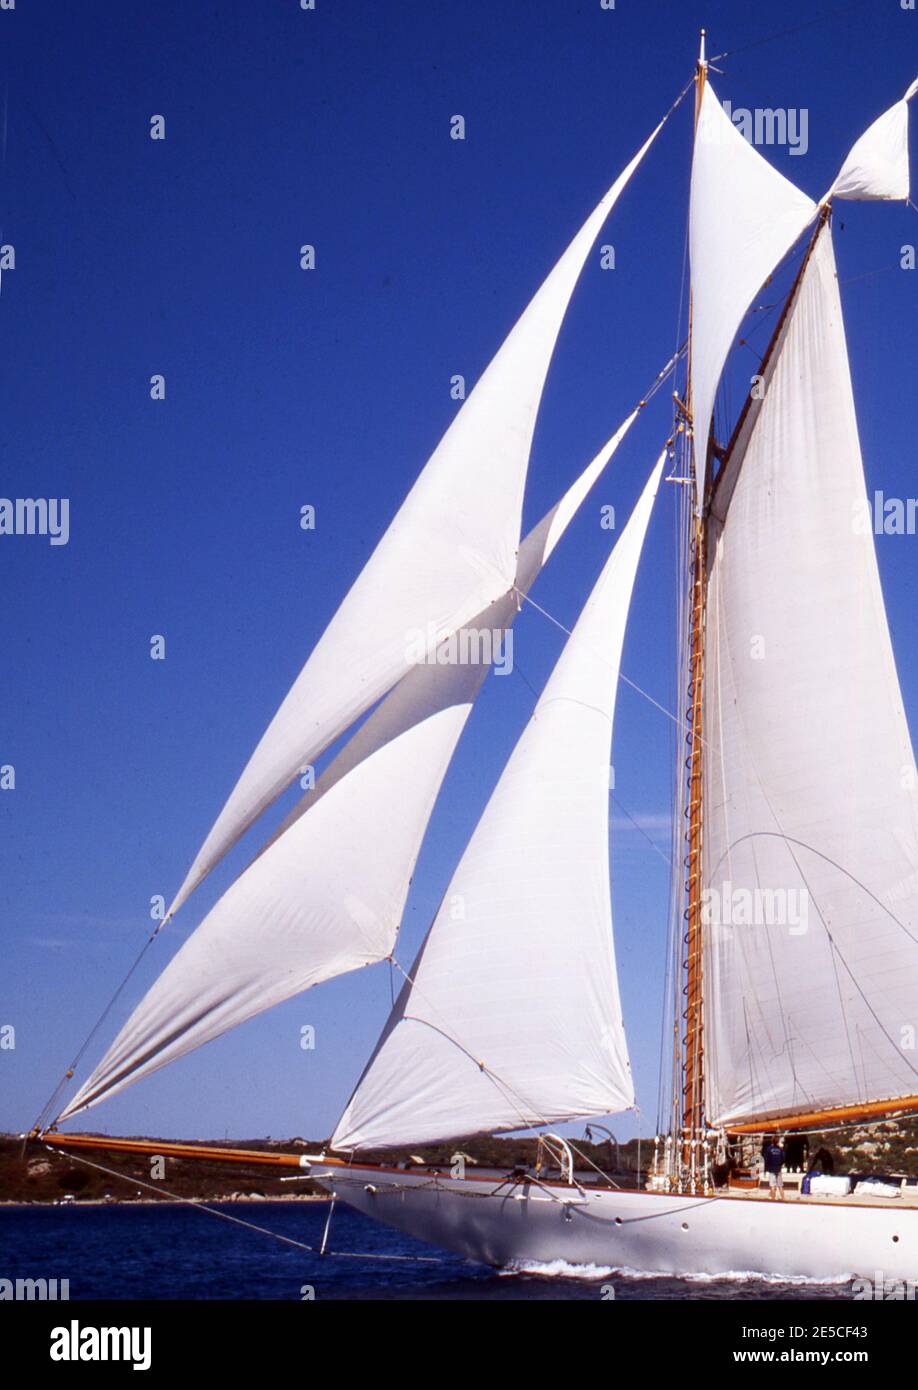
[681,1221,689,1231]
[614,1217,622,1226]
[893,1234,900,1243]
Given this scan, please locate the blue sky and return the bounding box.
[2,0,917,1144]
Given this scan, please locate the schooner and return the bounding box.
[35,36,918,1279]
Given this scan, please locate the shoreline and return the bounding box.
[0,1194,332,1208]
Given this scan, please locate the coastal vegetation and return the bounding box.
[3,1120,917,1204]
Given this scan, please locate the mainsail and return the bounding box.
[689,78,815,507]
[166,122,665,922]
[702,221,918,1129]
[331,452,665,1151]
[56,416,640,1124]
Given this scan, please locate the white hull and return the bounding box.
[307,1159,918,1282]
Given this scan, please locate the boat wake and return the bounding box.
[601,1266,855,1286]
[500,1259,855,1286]
[499,1259,617,1281]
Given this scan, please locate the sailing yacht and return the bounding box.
[36,38,918,1280]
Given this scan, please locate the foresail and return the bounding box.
[827,76,917,202]
[703,223,918,1129]
[331,451,665,1151]
[689,79,815,510]
[167,123,665,921]
[56,416,639,1125]
[261,410,641,850]
[58,709,465,1122]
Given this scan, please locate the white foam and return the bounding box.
[599,1265,854,1285]
[501,1259,853,1285]
[500,1259,616,1281]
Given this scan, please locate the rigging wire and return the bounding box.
[611,796,673,869]
[838,263,901,286]
[43,1144,319,1254]
[658,72,697,127]
[31,927,165,1136]
[42,1143,448,1264]
[516,584,717,758]
[708,1,863,64]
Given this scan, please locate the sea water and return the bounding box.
[0,1201,856,1301]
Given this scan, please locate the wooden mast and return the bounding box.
[679,70,836,1178]
[681,529,705,1178]
[678,42,828,1185]
[680,32,707,1188]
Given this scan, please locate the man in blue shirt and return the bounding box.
[762,1136,785,1200]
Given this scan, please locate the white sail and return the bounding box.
[167,126,664,921]
[689,79,815,508]
[703,222,918,1128]
[331,452,664,1151]
[263,410,639,850]
[57,709,465,1122]
[56,416,639,1125]
[827,77,917,202]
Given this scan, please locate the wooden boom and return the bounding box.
[727,1093,918,1135]
[41,1132,316,1169]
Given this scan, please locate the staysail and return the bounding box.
[55,416,640,1124]
[331,452,665,1151]
[689,78,815,509]
[702,221,918,1129]
[166,122,665,922]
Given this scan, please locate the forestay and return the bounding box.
[331,452,665,1151]
[703,223,918,1128]
[167,123,665,921]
